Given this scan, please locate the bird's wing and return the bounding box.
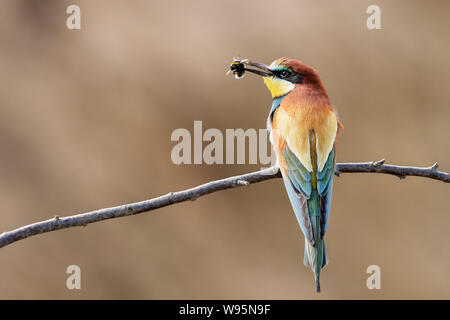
[317,147,336,237]
[273,103,338,242]
[278,138,314,242]
[280,142,335,242]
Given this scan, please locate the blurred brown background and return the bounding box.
[0,0,449,299]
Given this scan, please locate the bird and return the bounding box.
[230,57,343,292]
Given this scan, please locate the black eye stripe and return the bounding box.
[272,69,303,84]
[272,69,291,78]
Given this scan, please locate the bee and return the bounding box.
[227,58,249,79]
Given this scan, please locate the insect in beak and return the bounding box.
[226,58,273,79]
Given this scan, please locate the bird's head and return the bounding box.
[230,57,325,99]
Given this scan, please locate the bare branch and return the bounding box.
[0,161,448,249]
[336,160,449,182]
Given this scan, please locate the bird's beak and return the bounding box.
[243,61,274,77]
[229,59,274,78]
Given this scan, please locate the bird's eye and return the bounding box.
[279,70,290,78]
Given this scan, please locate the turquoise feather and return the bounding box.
[279,143,336,292]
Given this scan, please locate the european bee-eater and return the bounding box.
[230,58,342,292]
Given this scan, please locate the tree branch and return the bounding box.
[1,160,448,249]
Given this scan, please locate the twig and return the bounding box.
[0,160,448,249]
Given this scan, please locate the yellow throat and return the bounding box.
[263,76,295,98]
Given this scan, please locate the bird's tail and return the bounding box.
[303,229,327,293]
